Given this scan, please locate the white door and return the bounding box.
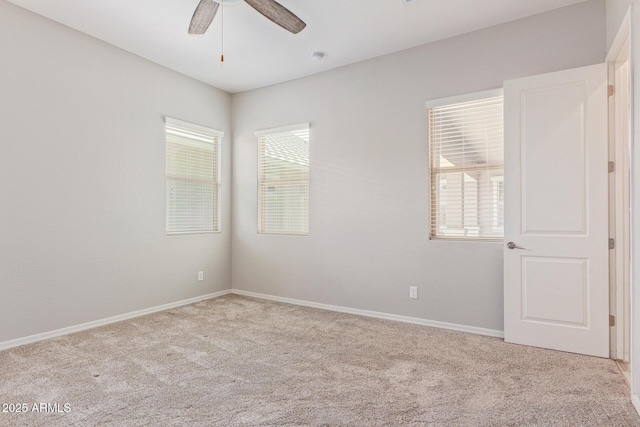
[503,64,609,358]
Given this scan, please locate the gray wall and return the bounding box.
[231,0,607,332]
[0,1,232,343]
[607,0,633,48]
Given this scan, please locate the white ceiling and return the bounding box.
[7,0,587,93]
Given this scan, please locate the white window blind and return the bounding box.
[257,123,310,235]
[427,89,504,240]
[165,118,223,235]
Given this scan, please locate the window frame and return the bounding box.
[165,117,223,236]
[425,88,504,242]
[256,122,310,236]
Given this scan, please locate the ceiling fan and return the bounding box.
[189,0,307,35]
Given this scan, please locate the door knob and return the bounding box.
[507,242,524,250]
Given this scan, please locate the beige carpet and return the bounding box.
[0,294,638,426]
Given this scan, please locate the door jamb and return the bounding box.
[606,7,632,376]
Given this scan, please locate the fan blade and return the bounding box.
[244,0,306,34]
[188,0,220,35]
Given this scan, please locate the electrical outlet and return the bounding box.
[409,286,418,299]
[198,271,204,282]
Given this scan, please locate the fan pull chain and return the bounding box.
[220,0,224,63]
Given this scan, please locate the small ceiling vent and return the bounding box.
[400,0,421,5]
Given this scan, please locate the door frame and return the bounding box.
[606,7,632,374]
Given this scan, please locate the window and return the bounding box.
[427,89,504,240]
[165,118,222,235]
[257,123,310,235]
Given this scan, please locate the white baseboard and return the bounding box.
[1,288,504,352]
[632,394,640,417]
[231,289,504,338]
[0,290,232,352]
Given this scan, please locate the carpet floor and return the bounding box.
[0,294,638,426]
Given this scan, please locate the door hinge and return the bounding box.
[609,161,615,173]
[609,238,615,250]
[609,85,615,97]
[610,315,616,327]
